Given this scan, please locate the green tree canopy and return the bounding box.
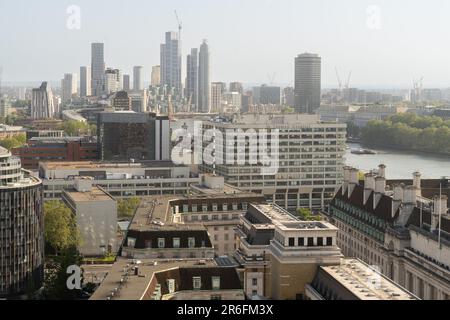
[61,120,95,136]
[296,208,322,221]
[44,201,81,255]
[118,197,141,219]
[0,133,27,150]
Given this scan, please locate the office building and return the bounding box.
[123,74,130,91]
[62,177,117,257]
[80,66,91,97]
[241,92,253,113]
[229,82,243,95]
[0,124,26,139]
[160,31,182,95]
[91,43,105,96]
[211,82,223,113]
[0,147,44,298]
[198,40,211,113]
[38,160,198,200]
[283,87,295,107]
[0,97,11,118]
[61,73,77,104]
[258,85,281,105]
[133,66,143,91]
[31,82,55,119]
[104,68,121,94]
[186,48,199,110]
[295,53,321,114]
[234,203,342,299]
[90,258,244,300]
[12,136,98,170]
[151,65,161,87]
[324,165,450,300]
[200,114,347,211]
[112,91,131,111]
[128,90,148,113]
[97,111,169,161]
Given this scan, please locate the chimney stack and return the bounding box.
[413,171,422,197]
[396,186,417,227]
[342,166,351,195]
[403,186,417,204]
[375,176,386,194]
[364,173,375,205]
[378,164,386,179]
[392,184,404,218]
[431,195,448,232]
[348,168,359,197]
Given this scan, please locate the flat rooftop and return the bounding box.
[64,186,115,203]
[89,258,217,300]
[320,259,417,300]
[252,203,298,223]
[39,160,179,170]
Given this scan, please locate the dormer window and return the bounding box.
[188,237,196,248]
[212,277,221,290]
[193,277,202,290]
[173,238,180,248]
[158,238,165,248]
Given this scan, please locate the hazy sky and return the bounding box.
[1,0,450,88]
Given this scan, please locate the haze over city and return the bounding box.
[2,0,450,88]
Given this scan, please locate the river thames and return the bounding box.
[345,143,450,179]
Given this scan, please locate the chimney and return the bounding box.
[403,186,417,205]
[396,186,417,227]
[342,166,351,195]
[364,173,375,205]
[378,164,386,179]
[392,184,404,218]
[413,171,422,197]
[431,195,448,232]
[375,176,386,194]
[348,168,359,197]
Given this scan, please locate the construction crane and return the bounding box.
[335,67,343,92]
[267,73,276,86]
[174,10,182,39]
[345,71,352,90]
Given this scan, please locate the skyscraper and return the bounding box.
[61,73,77,104]
[31,82,55,119]
[229,82,243,94]
[133,66,143,91]
[80,66,91,97]
[151,65,161,87]
[295,53,321,114]
[104,68,121,94]
[186,48,198,110]
[91,43,105,96]
[160,31,182,95]
[198,40,211,113]
[123,74,130,91]
[0,147,44,298]
[211,82,223,113]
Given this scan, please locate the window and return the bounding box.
[192,205,198,212]
[193,277,202,290]
[252,278,258,286]
[224,234,229,241]
[188,237,196,248]
[212,204,218,211]
[307,237,314,246]
[183,205,189,212]
[191,215,198,221]
[212,277,221,290]
[252,290,258,297]
[232,214,239,220]
[298,238,305,246]
[145,240,152,248]
[222,204,228,211]
[242,202,248,210]
[214,235,219,241]
[211,295,222,300]
[289,238,295,247]
[212,215,219,221]
[326,237,333,246]
[127,237,136,248]
[158,238,165,248]
[317,237,324,246]
[202,215,209,221]
[232,204,238,210]
[173,238,180,248]
[202,204,208,212]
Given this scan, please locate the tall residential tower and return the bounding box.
[198,40,211,113]
[91,43,105,96]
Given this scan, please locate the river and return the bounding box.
[345,143,450,179]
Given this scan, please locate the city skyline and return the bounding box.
[2,0,450,88]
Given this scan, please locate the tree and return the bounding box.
[296,208,322,221]
[44,201,81,255]
[61,120,93,136]
[0,133,27,150]
[118,197,141,219]
[44,246,84,300]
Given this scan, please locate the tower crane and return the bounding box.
[174,10,182,39]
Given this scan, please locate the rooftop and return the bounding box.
[318,259,417,300]
[39,160,178,171]
[64,185,115,203]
